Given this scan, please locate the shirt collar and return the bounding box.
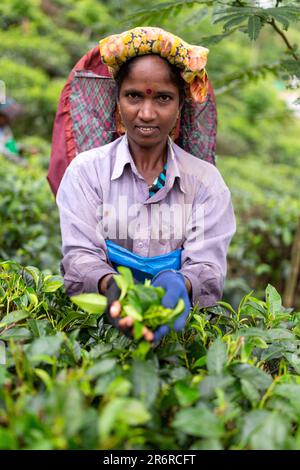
[167,136,186,194]
[111,134,186,194]
[111,134,138,181]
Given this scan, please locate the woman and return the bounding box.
[0,98,22,162]
[56,27,236,343]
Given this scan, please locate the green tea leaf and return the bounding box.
[241,410,290,450]
[192,355,207,369]
[27,319,50,338]
[132,359,159,408]
[266,328,294,341]
[206,338,227,375]
[248,336,268,349]
[131,284,163,310]
[132,341,151,360]
[89,343,113,359]
[43,275,64,292]
[191,438,223,450]
[217,300,236,315]
[0,310,28,328]
[273,383,300,410]
[238,327,268,340]
[199,375,235,399]
[241,379,260,403]
[70,293,107,314]
[27,288,38,307]
[117,266,134,287]
[24,265,40,289]
[107,376,132,397]
[232,363,272,391]
[123,399,151,425]
[114,266,134,300]
[98,398,150,440]
[27,333,64,361]
[133,321,143,340]
[57,311,87,330]
[172,298,185,316]
[123,304,143,321]
[173,405,224,438]
[87,358,117,378]
[174,381,199,407]
[266,284,282,317]
[0,327,31,340]
[34,368,53,391]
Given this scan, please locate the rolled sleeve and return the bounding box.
[180,188,236,307]
[56,160,116,297]
[60,257,116,297]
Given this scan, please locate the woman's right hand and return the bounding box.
[102,276,154,342]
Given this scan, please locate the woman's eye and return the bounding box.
[126,93,141,100]
[158,95,171,102]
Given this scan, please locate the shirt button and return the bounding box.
[137,242,144,248]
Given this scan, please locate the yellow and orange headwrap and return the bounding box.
[99,27,209,104]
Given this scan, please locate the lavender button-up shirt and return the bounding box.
[56,134,236,307]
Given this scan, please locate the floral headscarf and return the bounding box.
[99,27,209,104]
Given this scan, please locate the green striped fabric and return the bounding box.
[148,163,167,197]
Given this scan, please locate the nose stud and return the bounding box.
[146,88,152,95]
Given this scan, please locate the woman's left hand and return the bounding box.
[151,270,191,343]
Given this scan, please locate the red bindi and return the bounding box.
[146,88,152,95]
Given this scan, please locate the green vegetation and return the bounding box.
[220,151,300,306]
[1,260,300,450]
[0,153,61,274]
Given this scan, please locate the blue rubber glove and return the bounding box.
[151,270,191,343]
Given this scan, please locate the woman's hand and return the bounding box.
[103,276,154,342]
[151,270,191,342]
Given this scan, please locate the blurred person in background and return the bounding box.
[0,97,24,164]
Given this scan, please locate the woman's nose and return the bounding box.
[138,100,156,121]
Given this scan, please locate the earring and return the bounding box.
[116,105,126,135]
[169,112,181,141]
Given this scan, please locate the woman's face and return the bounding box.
[118,55,181,148]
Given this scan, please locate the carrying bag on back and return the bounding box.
[48,45,217,195]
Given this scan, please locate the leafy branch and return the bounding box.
[268,17,299,60]
[126,1,300,86]
[212,5,300,41]
[126,0,216,24]
[213,61,282,95]
[212,3,300,82]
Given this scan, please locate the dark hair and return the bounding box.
[115,54,186,106]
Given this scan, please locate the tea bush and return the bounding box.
[0,154,61,274]
[219,155,300,308]
[1,260,300,450]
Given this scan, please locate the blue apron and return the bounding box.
[106,240,182,283]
